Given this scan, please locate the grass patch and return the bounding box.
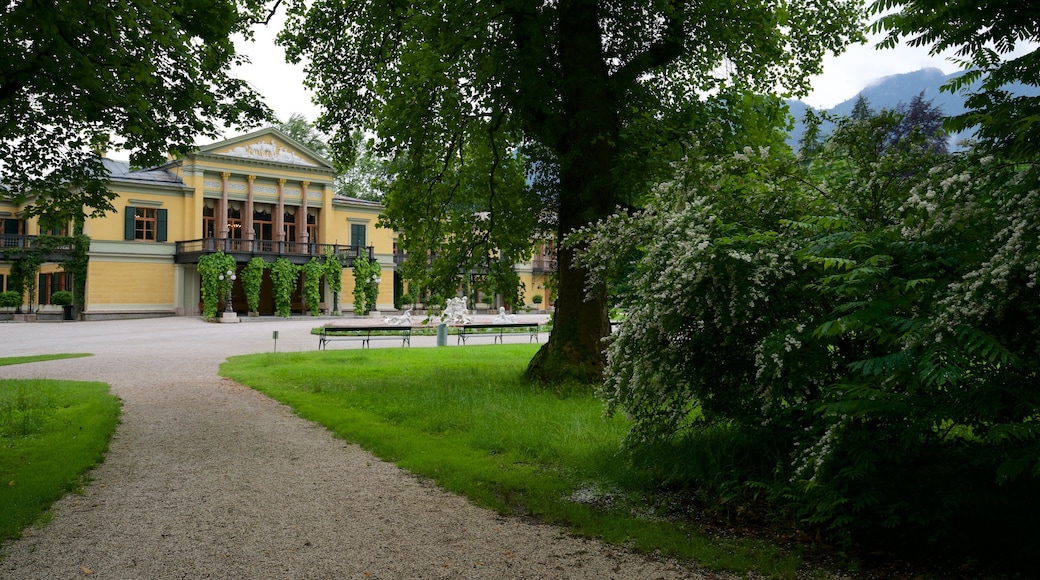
[0,354,93,367]
[222,346,802,578]
[0,379,121,545]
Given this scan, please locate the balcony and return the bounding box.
[531,258,554,272]
[174,238,374,266]
[0,234,77,262]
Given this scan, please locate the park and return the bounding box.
[3,0,1040,577]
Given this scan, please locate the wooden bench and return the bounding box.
[319,325,412,349]
[456,323,540,345]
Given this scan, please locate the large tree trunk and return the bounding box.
[526,0,617,384]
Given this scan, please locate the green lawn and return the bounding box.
[0,378,121,545]
[221,345,803,578]
[0,353,92,367]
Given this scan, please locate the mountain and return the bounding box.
[785,67,1040,148]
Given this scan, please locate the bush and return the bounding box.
[576,116,1040,565]
[49,290,73,306]
[532,294,543,304]
[0,291,20,308]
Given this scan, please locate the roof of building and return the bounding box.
[333,194,383,208]
[102,158,184,186]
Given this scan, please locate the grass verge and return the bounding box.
[221,345,802,578]
[0,379,121,545]
[0,354,92,367]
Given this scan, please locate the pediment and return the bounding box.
[199,128,332,170]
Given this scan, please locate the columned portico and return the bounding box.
[219,172,231,239]
[276,178,286,243]
[245,175,256,241]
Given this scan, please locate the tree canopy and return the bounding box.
[1,0,274,222]
[280,0,862,381]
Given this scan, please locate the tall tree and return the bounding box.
[278,115,388,202]
[1,0,274,223]
[872,0,1040,157]
[278,113,329,157]
[280,0,862,382]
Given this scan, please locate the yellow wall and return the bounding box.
[86,261,174,306]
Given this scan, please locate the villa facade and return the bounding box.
[0,128,554,320]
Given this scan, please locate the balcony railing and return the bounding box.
[531,258,554,272]
[0,234,77,261]
[175,238,374,265]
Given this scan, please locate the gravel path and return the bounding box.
[0,317,723,579]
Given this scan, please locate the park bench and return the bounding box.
[319,325,412,349]
[456,322,540,345]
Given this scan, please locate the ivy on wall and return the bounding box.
[271,257,298,318]
[0,234,85,313]
[198,251,236,320]
[351,255,381,315]
[241,257,268,315]
[302,257,323,316]
[323,248,342,315]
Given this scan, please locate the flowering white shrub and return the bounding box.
[575,119,1040,551]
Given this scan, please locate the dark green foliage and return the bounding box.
[350,255,380,315]
[198,252,236,320]
[241,257,268,314]
[0,291,19,308]
[279,0,863,381]
[302,257,323,316]
[1,0,272,222]
[580,100,1040,567]
[49,291,72,306]
[270,258,298,318]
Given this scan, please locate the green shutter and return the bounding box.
[124,207,135,240]
[157,209,168,242]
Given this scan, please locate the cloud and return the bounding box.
[803,36,961,109]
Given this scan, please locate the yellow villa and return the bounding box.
[1,127,554,320]
[2,128,394,319]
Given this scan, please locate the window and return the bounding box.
[203,205,216,238]
[2,218,25,234]
[351,223,366,248]
[124,206,167,242]
[227,207,242,239]
[1,218,25,247]
[38,272,71,305]
[253,207,273,241]
[306,211,318,244]
[284,221,297,245]
[136,207,156,240]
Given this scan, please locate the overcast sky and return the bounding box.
[229,11,966,136]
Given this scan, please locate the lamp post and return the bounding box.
[370,274,381,315]
[218,269,237,319]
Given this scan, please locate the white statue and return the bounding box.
[383,309,413,326]
[441,297,472,325]
[493,306,517,323]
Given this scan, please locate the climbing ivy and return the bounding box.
[323,248,342,314]
[9,251,41,313]
[241,257,268,315]
[302,257,324,316]
[351,255,381,315]
[198,252,236,320]
[65,233,90,313]
[270,257,298,318]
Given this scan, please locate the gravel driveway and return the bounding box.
[0,317,722,579]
